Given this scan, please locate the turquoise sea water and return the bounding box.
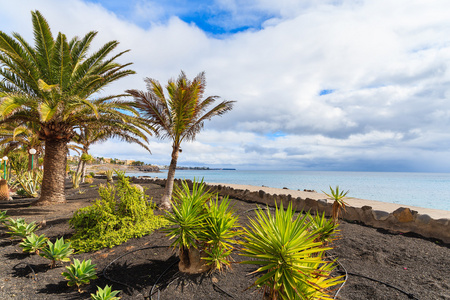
[126,170,450,211]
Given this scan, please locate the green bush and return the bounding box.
[69,175,168,252]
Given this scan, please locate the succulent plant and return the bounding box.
[6,218,38,239]
[19,233,48,254]
[91,285,121,300]
[40,237,74,268]
[62,258,98,292]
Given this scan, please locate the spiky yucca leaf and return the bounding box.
[308,211,340,245]
[202,196,240,271]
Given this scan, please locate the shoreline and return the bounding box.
[131,176,450,243]
[207,182,450,220]
[84,164,449,216]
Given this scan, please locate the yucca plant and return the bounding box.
[322,186,349,224]
[165,179,210,272]
[19,233,48,254]
[91,285,121,300]
[6,218,38,239]
[62,258,98,292]
[201,196,240,271]
[165,179,240,273]
[105,170,114,183]
[308,212,339,245]
[16,170,43,197]
[71,171,82,189]
[7,175,20,191]
[40,237,74,268]
[240,202,341,300]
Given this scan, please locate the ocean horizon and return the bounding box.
[126,169,450,212]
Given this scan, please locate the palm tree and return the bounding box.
[0,11,144,206]
[126,71,235,210]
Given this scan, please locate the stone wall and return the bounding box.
[131,177,450,244]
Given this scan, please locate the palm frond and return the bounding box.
[31,11,55,82]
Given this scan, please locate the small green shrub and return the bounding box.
[62,259,98,292]
[91,285,121,300]
[6,218,38,239]
[19,233,48,254]
[69,174,168,252]
[40,237,74,268]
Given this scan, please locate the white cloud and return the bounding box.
[2,0,450,171]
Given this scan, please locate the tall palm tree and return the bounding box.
[126,71,235,210]
[0,11,145,206]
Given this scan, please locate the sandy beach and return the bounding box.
[208,182,450,220]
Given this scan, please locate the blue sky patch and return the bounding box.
[319,89,335,96]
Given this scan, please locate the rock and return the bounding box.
[317,199,328,205]
[258,190,265,198]
[361,206,373,211]
[393,207,414,223]
[372,210,390,221]
[416,214,432,224]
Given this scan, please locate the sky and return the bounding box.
[1,0,450,172]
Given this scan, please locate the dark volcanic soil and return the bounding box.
[0,178,449,300]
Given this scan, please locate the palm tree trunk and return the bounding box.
[80,160,86,183]
[75,158,82,175]
[160,145,180,210]
[33,139,68,206]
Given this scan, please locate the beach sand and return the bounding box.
[208,182,450,220]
